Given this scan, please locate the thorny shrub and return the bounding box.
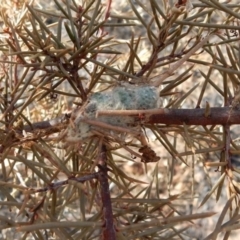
[0,0,240,239]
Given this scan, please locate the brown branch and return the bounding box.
[224,124,232,169]
[22,107,240,135]
[97,107,240,125]
[28,173,100,193]
[23,114,69,132]
[97,144,116,240]
[147,107,238,125]
[152,34,212,87]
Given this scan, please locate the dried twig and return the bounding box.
[28,173,100,193]
[97,144,116,240]
[152,34,213,87]
[20,107,240,137]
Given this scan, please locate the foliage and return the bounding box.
[0,0,240,239]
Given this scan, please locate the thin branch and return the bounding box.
[152,34,212,87]
[97,144,116,240]
[97,107,240,125]
[224,124,232,169]
[147,107,238,125]
[21,107,240,135]
[28,173,100,193]
[23,114,69,132]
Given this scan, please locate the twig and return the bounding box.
[98,107,240,125]
[96,108,165,117]
[23,114,69,132]
[83,118,140,135]
[135,9,181,77]
[152,34,212,87]
[21,107,240,136]
[28,173,100,193]
[224,124,232,169]
[147,107,237,125]
[97,144,116,240]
